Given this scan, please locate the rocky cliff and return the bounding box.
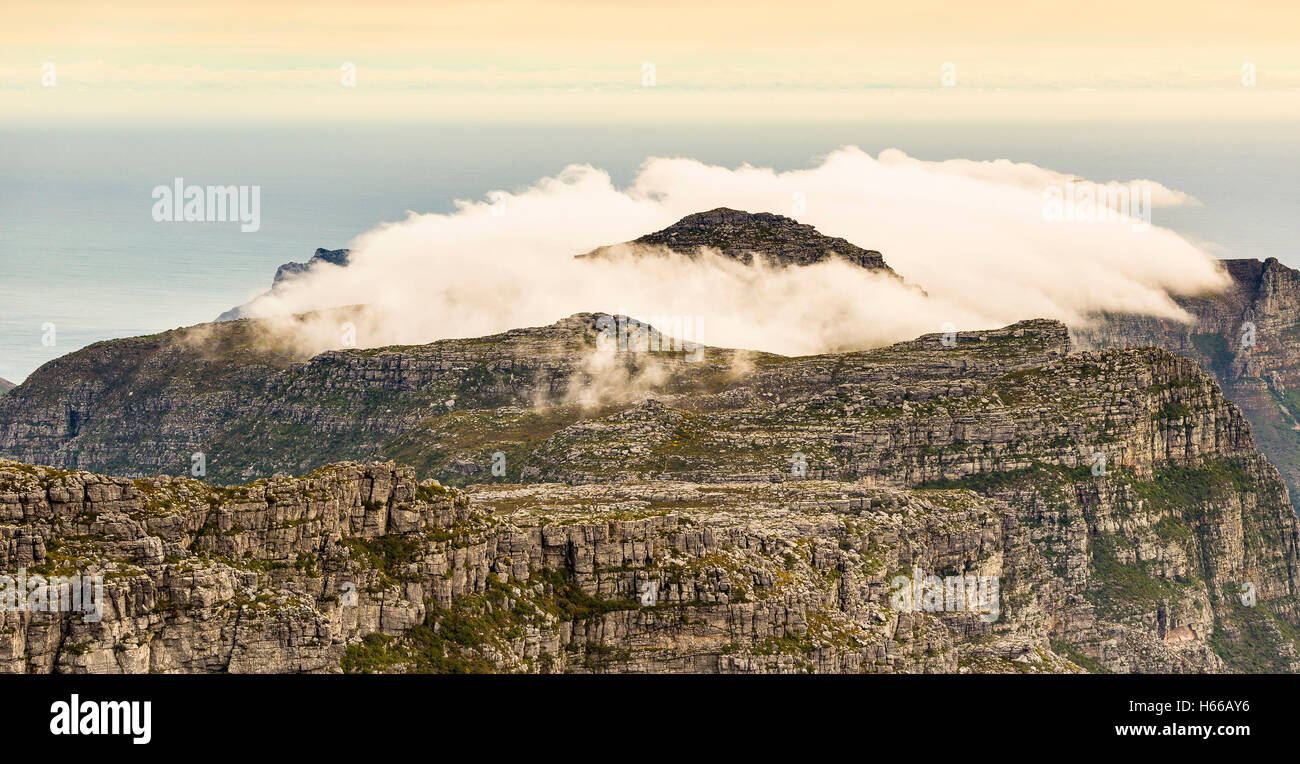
[3,446,1295,673]
[1075,257,1300,509]
[4,209,1300,673]
[0,459,1074,674]
[0,313,1268,490]
[0,378,13,397]
[2,316,1298,672]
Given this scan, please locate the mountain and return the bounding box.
[217,247,351,321]
[2,314,1298,672]
[5,210,1300,673]
[0,378,13,397]
[579,207,897,273]
[0,311,735,481]
[1075,257,1300,508]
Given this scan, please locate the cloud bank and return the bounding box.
[233,146,1226,358]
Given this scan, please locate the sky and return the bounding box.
[3,0,1299,125]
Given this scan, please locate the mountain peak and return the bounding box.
[218,247,352,321]
[272,247,352,286]
[579,207,895,273]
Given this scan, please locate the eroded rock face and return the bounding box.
[578,207,897,273]
[0,316,1179,486]
[2,452,1296,674]
[0,461,450,673]
[5,456,1286,674]
[0,460,1030,673]
[1076,257,1300,509]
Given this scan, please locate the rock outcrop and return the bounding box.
[1075,257,1300,508]
[579,207,897,273]
[0,314,1264,490]
[0,459,1070,673]
[217,247,352,321]
[271,247,352,286]
[0,378,13,397]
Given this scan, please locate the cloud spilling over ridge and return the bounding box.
[234,146,1226,357]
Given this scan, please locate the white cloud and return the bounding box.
[236,147,1226,357]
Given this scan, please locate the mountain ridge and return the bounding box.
[578,207,897,274]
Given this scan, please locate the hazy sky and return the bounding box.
[5,0,1299,124]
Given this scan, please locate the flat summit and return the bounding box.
[579,207,896,273]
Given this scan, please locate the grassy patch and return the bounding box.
[1209,601,1300,673]
[1049,639,1110,674]
[343,535,423,583]
[1086,535,1182,620]
[1130,460,1253,518]
[1191,332,1233,376]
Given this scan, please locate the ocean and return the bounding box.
[1,122,1296,383]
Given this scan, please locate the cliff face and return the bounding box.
[2,317,1298,672]
[3,450,1295,674]
[1075,257,1300,509]
[0,379,13,397]
[6,206,1297,673]
[0,459,1074,674]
